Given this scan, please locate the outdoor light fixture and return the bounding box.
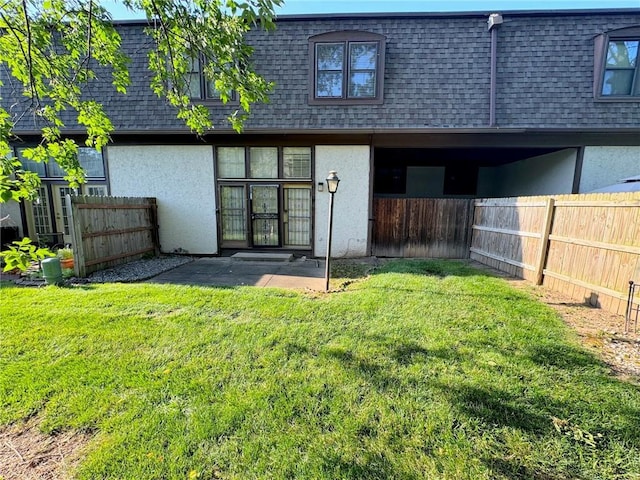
[325,170,340,292]
[326,170,340,194]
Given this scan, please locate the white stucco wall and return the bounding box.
[314,145,370,258]
[579,146,640,193]
[107,145,217,254]
[478,148,577,197]
[0,200,23,237]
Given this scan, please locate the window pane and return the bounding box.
[349,71,376,97]
[187,57,203,99]
[284,187,311,247]
[606,41,639,67]
[33,187,53,234]
[602,70,634,95]
[187,72,202,99]
[283,147,311,178]
[86,185,108,196]
[79,148,105,177]
[47,159,66,177]
[316,43,344,70]
[350,43,377,70]
[220,186,247,241]
[56,186,74,235]
[251,186,279,246]
[205,79,217,99]
[316,71,343,97]
[17,149,46,176]
[249,147,278,178]
[187,57,200,72]
[217,147,246,178]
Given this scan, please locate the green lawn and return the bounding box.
[1,260,639,479]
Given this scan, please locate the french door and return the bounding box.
[26,184,108,247]
[31,186,54,236]
[52,186,75,245]
[219,184,311,249]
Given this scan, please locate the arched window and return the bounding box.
[595,25,640,99]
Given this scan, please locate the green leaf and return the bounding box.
[1,0,278,203]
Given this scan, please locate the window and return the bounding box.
[603,40,639,96]
[309,31,385,105]
[187,56,234,101]
[86,185,108,196]
[249,147,278,178]
[283,147,312,178]
[17,147,105,178]
[596,26,640,99]
[217,147,311,179]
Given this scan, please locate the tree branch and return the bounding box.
[21,0,38,106]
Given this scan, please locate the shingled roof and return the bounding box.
[4,9,640,135]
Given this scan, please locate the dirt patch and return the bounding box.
[514,279,640,382]
[469,261,640,383]
[0,418,91,480]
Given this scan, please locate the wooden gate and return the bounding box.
[372,198,473,258]
[68,195,159,277]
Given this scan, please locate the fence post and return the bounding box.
[68,194,86,277]
[466,198,476,258]
[148,198,160,256]
[535,197,555,285]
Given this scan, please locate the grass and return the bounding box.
[1,259,639,479]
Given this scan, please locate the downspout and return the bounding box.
[488,13,503,127]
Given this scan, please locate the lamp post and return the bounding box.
[324,171,340,292]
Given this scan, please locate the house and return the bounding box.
[2,8,640,258]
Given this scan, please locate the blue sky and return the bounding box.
[104,0,639,20]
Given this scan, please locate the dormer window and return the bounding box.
[309,31,385,105]
[187,57,213,100]
[595,26,640,100]
[602,40,639,96]
[187,56,235,102]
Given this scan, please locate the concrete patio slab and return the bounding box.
[147,256,326,290]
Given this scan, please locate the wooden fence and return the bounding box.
[372,198,473,258]
[470,192,640,315]
[68,196,159,277]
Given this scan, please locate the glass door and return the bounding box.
[52,186,75,245]
[220,185,248,247]
[283,185,311,248]
[250,185,279,247]
[31,186,54,236]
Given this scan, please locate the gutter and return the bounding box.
[109,8,640,25]
[11,127,640,137]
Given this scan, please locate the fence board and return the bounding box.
[69,195,159,276]
[471,192,640,315]
[372,198,472,258]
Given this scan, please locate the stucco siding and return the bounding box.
[579,146,640,193]
[479,148,577,197]
[314,146,370,258]
[107,145,217,254]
